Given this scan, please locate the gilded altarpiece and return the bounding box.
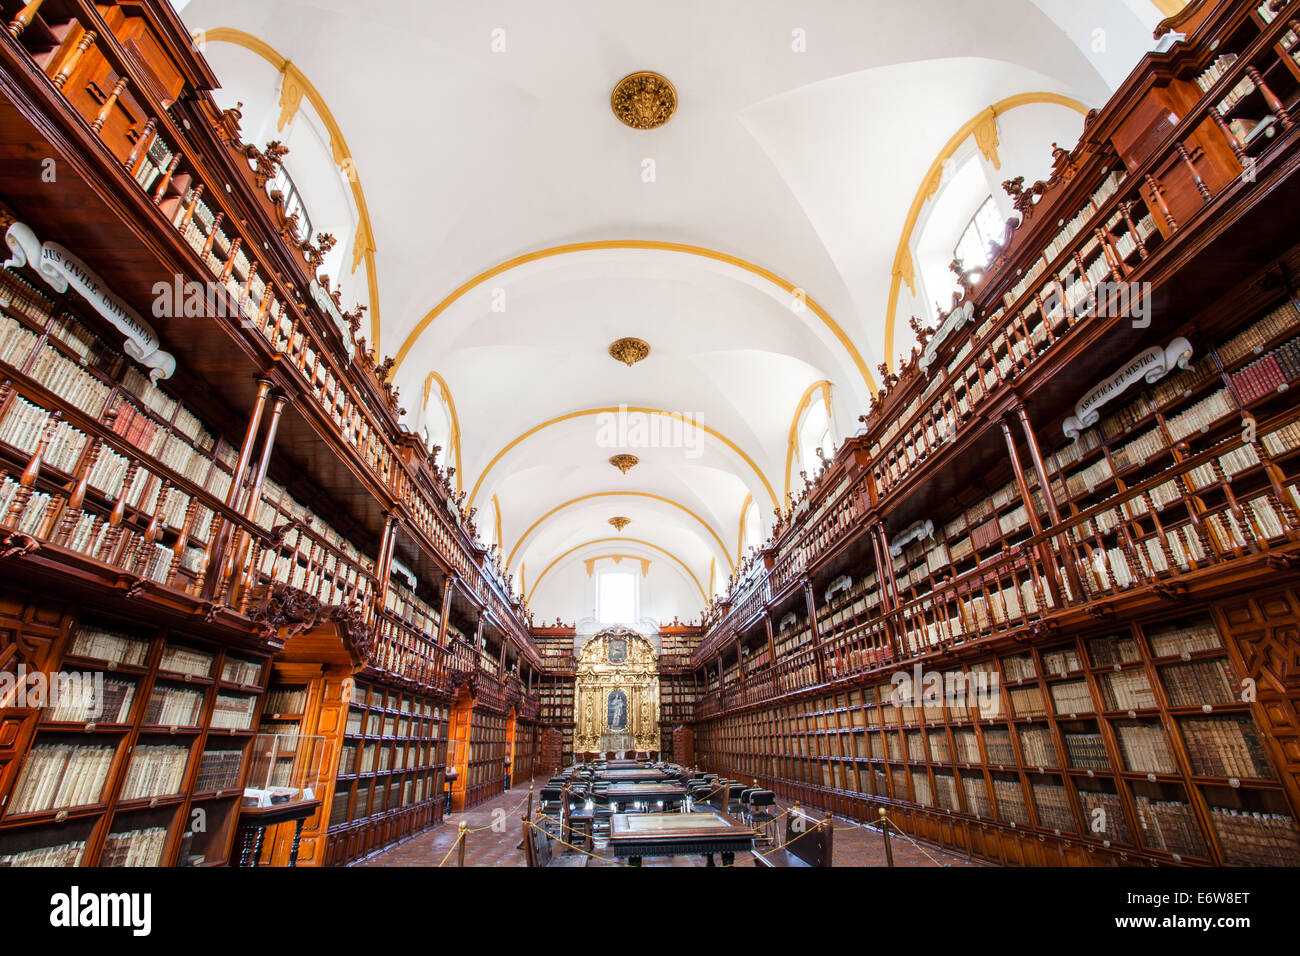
[574,627,660,753]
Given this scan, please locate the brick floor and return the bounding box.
[360,776,979,867]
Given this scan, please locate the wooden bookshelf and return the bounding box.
[0,601,270,867]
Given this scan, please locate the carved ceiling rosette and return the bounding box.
[610,72,677,130]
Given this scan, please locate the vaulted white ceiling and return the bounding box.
[174,0,1169,624]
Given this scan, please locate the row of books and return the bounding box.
[46,674,136,724]
[67,624,150,666]
[1064,732,1109,770]
[1211,806,1300,865]
[7,742,115,814]
[1133,795,1206,857]
[992,776,1031,826]
[159,644,215,678]
[1231,334,1299,403]
[221,656,263,685]
[210,693,257,730]
[1009,685,1048,718]
[1116,721,1178,774]
[264,685,309,715]
[1099,670,1158,711]
[142,685,204,727]
[1195,52,1258,113]
[101,826,169,867]
[27,344,113,418]
[0,266,54,322]
[194,748,244,792]
[1161,658,1238,707]
[1181,715,1274,779]
[0,309,39,368]
[119,744,190,801]
[0,839,85,867]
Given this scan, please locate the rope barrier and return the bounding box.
[435,828,465,867]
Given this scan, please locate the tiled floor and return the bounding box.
[361,776,979,867]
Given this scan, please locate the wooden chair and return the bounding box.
[753,808,833,867]
[523,820,587,868]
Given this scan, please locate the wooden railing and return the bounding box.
[0,0,540,667]
[694,0,1300,675]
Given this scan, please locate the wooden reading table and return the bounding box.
[605,781,687,811]
[607,811,754,866]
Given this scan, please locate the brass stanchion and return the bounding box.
[515,782,534,851]
[457,821,468,867]
[879,807,894,867]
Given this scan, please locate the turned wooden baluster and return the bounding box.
[97,460,139,563]
[1141,490,1182,573]
[1174,142,1212,204]
[1144,173,1178,231]
[1209,108,1249,168]
[132,480,171,576]
[1246,65,1293,130]
[219,237,242,284]
[199,211,224,260]
[52,29,96,89]
[53,430,107,546]
[178,183,205,233]
[152,154,181,203]
[6,0,44,37]
[1118,202,1147,262]
[165,495,200,587]
[91,76,128,134]
[3,410,61,532]
[124,117,157,175]
[1210,459,1261,553]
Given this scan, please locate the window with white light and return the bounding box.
[597,570,637,624]
[953,196,1002,270]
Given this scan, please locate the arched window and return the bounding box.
[597,570,638,624]
[798,395,834,476]
[953,195,1003,271]
[742,498,762,554]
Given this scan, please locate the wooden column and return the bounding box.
[370,513,397,624]
[436,579,455,647]
[203,379,272,601]
[999,416,1064,608]
[1012,401,1085,602]
[804,579,827,686]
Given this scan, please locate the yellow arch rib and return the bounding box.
[468,406,779,511]
[197,28,384,352]
[735,492,753,565]
[783,379,833,501]
[884,92,1090,371]
[528,537,706,604]
[422,371,464,493]
[506,491,734,573]
[390,240,877,393]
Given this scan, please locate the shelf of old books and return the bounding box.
[693,603,1300,865]
[325,678,449,865]
[0,610,272,866]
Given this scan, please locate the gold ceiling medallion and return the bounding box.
[609,454,639,474]
[609,517,631,533]
[611,71,677,130]
[608,337,650,366]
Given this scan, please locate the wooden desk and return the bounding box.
[597,768,671,783]
[607,811,754,866]
[605,782,687,811]
[234,798,322,868]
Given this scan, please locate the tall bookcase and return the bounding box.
[0,600,269,867]
[696,592,1300,866]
